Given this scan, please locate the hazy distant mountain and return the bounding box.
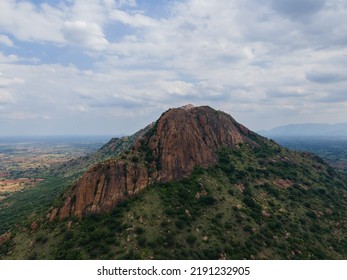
[260,123,347,138]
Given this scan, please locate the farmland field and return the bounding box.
[0,136,111,199]
[0,135,113,234]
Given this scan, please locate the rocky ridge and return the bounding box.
[54,105,259,219]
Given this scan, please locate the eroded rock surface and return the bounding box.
[56,105,259,219]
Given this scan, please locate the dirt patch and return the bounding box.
[235,184,245,192]
[273,179,292,189]
[330,162,347,174]
[0,178,44,194]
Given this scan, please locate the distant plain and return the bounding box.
[0,136,110,207]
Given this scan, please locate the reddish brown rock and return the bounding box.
[31,221,39,231]
[273,179,292,189]
[0,232,12,247]
[57,105,259,219]
[49,208,59,222]
[148,106,256,182]
[59,161,150,219]
[324,208,333,215]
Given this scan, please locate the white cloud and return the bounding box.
[67,0,110,26]
[0,52,19,63]
[0,0,120,49]
[6,111,39,120]
[0,89,15,104]
[0,73,25,87]
[158,80,194,96]
[62,20,109,50]
[109,9,156,28]
[69,104,90,113]
[0,34,14,47]
[0,0,65,43]
[0,0,347,134]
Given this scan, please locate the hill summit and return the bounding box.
[55,105,259,219]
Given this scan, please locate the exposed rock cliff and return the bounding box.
[57,105,259,219]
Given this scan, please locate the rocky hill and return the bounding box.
[1,105,347,260]
[53,105,258,220]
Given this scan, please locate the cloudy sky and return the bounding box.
[0,0,346,136]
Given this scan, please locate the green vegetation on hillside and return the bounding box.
[0,173,81,236]
[3,140,347,260]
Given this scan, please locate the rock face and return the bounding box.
[59,161,150,219]
[148,106,256,182]
[57,105,259,219]
[30,221,39,231]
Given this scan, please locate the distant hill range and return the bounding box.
[259,123,347,138]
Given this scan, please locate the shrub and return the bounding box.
[135,226,145,235]
[35,233,48,244]
[175,219,185,229]
[63,230,74,240]
[228,189,234,196]
[200,195,216,206]
[306,210,317,220]
[65,249,82,260]
[131,156,139,163]
[186,234,197,245]
[144,151,154,163]
[137,236,147,246]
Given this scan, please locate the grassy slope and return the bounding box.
[3,138,347,259]
[0,174,81,236]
